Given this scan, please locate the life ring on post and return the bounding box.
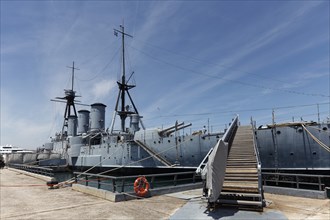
[134,176,150,197]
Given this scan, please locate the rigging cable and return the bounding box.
[79,40,118,66]
[301,124,330,152]
[96,136,194,176]
[143,102,330,119]
[76,45,121,82]
[133,39,306,85]
[129,45,328,98]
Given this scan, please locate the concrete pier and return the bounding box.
[1,168,329,219]
[1,168,185,219]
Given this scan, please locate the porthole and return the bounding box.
[323,127,328,131]
[168,140,171,143]
[276,130,281,135]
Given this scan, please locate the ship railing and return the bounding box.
[251,117,263,200]
[73,171,199,193]
[262,172,330,191]
[7,163,54,177]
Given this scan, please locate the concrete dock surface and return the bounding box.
[1,168,329,220]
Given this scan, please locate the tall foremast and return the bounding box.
[112,25,142,133]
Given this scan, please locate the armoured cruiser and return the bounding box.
[42,25,224,172]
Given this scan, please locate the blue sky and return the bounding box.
[1,1,329,149]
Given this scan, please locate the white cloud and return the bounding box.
[91,79,116,99]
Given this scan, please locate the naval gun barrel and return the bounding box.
[159,122,192,137]
[159,122,184,136]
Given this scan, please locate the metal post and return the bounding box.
[296,176,299,189]
[151,176,155,189]
[317,104,320,124]
[112,179,116,192]
[85,176,88,186]
[98,177,101,189]
[121,179,125,192]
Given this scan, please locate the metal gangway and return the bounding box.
[197,116,264,211]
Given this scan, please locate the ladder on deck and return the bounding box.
[134,140,173,167]
[217,125,263,211]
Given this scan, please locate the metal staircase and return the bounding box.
[218,125,264,211]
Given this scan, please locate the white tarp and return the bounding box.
[206,139,228,203]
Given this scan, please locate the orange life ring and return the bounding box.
[134,176,150,197]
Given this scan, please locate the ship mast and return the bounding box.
[112,25,140,132]
[52,61,80,138]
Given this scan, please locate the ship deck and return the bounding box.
[1,168,329,220]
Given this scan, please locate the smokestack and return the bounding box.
[90,103,106,132]
[78,110,90,134]
[67,116,77,136]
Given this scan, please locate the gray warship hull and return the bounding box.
[51,116,223,171]
[255,122,330,171]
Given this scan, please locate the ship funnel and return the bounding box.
[78,110,90,134]
[130,114,141,133]
[90,103,106,132]
[67,116,78,136]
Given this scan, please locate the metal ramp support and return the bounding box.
[196,148,213,176]
[217,125,264,211]
[134,140,173,167]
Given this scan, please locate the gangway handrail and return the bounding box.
[195,115,239,176]
[251,117,263,201]
[222,115,239,143]
[195,147,213,175]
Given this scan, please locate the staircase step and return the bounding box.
[222,186,259,193]
[220,192,261,198]
[225,177,258,181]
[225,173,258,177]
[217,199,263,207]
